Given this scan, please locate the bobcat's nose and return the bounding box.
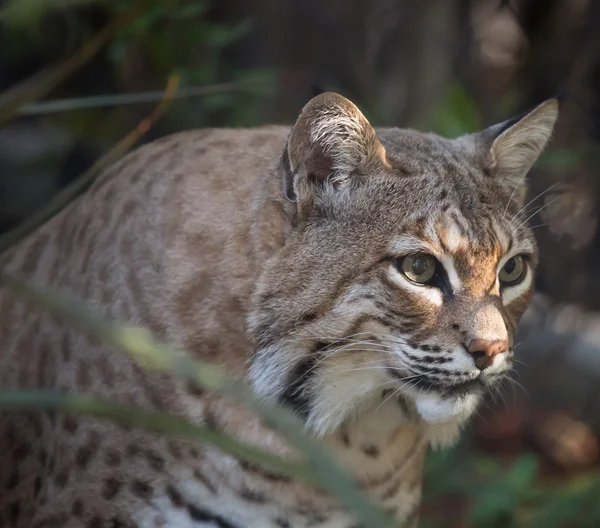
[467,339,508,370]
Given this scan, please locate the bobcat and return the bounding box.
[0,92,558,527]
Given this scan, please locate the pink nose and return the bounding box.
[468,339,508,370]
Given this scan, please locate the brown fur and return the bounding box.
[0,93,557,527]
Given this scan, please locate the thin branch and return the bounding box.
[19,80,265,115]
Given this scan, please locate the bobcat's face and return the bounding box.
[248,93,557,439]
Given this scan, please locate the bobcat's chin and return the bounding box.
[413,390,480,425]
[413,391,481,448]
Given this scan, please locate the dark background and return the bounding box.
[2,0,600,525]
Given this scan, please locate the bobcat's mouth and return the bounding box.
[412,375,484,396]
[387,367,506,424]
[388,368,487,395]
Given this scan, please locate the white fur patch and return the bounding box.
[442,220,467,253]
[502,267,532,305]
[439,254,461,293]
[309,107,376,186]
[415,392,480,448]
[414,391,479,424]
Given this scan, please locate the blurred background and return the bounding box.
[2,0,600,526]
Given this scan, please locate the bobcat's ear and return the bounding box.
[479,99,559,209]
[283,92,388,209]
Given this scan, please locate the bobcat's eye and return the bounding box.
[499,255,526,285]
[399,253,437,285]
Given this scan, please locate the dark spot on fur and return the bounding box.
[451,323,460,330]
[55,470,69,488]
[279,356,317,419]
[441,203,450,212]
[126,444,140,457]
[88,516,102,528]
[275,519,290,528]
[440,189,448,200]
[298,310,318,325]
[185,379,204,398]
[130,479,153,499]
[193,469,217,494]
[166,484,184,507]
[9,501,20,524]
[144,449,165,470]
[238,485,267,504]
[420,344,431,351]
[308,514,329,525]
[6,470,19,490]
[186,504,239,528]
[105,449,121,467]
[62,414,78,433]
[398,397,411,415]
[168,441,182,459]
[341,432,351,448]
[238,460,291,483]
[75,445,94,469]
[34,475,42,496]
[72,499,84,517]
[362,445,379,458]
[102,477,122,500]
[14,443,30,461]
[381,477,402,500]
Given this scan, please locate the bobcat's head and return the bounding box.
[248,92,558,442]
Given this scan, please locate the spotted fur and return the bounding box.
[0,92,557,527]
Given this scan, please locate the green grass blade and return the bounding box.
[0,389,314,482]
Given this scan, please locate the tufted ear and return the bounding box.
[282,92,388,211]
[480,99,559,209]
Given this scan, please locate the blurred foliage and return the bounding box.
[0,0,276,232]
[1,0,276,135]
[422,438,600,528]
